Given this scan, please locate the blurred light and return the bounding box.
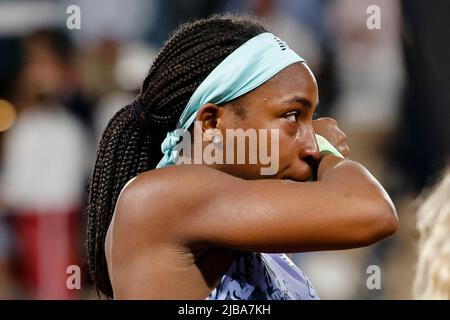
[0,1,61,36]
[114,42,157,91]
[0,99,17,132]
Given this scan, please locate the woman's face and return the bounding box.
[197,62,321,181]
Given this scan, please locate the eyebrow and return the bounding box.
[282,96,317,110]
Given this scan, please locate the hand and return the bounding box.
[313,117,350,158]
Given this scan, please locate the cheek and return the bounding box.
[276,123,309,160]
[294,126,308,142]
[255,123,296,166]
[277,132,296,163]
[280,122,302,145]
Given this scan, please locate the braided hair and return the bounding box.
[86,14,267,298]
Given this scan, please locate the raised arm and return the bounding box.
[118,156,398,253]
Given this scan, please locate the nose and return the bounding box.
[299,129,321,164]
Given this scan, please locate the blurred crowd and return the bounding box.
[0,0,449,299]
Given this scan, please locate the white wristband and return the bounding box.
[315,134,344,158]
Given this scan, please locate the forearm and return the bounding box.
[316,154,398,233]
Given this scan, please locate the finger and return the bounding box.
[336,130,347,144]
[338,144,351,158]
[322,117,338,126]
[327,129,345,147]
[329,125,346,142]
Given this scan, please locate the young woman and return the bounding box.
[86,15,398,300]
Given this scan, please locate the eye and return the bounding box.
[284,110,300,123]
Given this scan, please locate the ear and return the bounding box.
[195,103,222,130]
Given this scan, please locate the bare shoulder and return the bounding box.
[118,164,236,208]
[112,164,238,238]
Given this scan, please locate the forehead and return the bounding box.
[241,62,319,107]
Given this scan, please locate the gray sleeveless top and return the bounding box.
[206,252,319,300]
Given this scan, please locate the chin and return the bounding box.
[279,169,313,182]
[283,176,310,183]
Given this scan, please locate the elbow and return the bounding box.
[374,205,399,240]
[358,198,399,246]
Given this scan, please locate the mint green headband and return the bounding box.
[157,32,341,168]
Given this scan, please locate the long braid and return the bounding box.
[86,14,267,298]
